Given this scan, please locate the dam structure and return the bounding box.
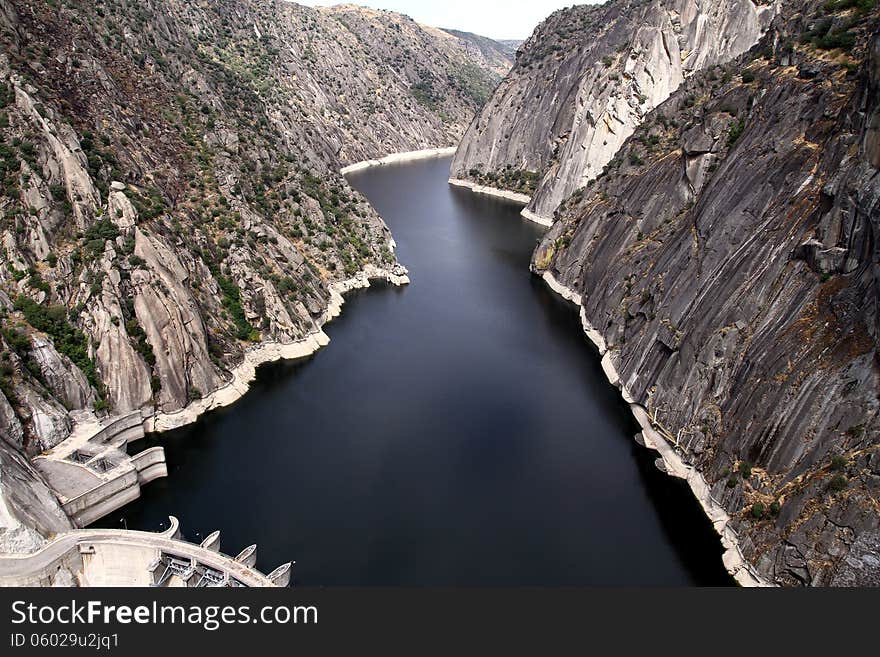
[32,411,168,527]
[0,516,291,587]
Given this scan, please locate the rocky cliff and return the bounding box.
[439,29,519,77]
[0,0,506,549]
[523,1,880,585]
[451,0,778,224]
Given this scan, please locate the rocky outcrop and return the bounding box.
[451,0,778,224]
[530,1,880,585]
[29,337,93,412]
[130,229,224,413]
[865,32,880,169]
[16,383,71,452]
[0,0,505,547]
[0,443,72,553]
[0,391,22,450]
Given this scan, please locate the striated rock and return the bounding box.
[437,28,516,77]
[17,383,71,452]
[864,33,880,168]
[831,530,880,586]
[14,86,101,230]
[0,444,72,553]
[0,391,23,451]
[132,229,223,412]
[529,1,880,584]
[88,288,153,415]
[451,0,777,223]
[28,337,94,412]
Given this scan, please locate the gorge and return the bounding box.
[97,155,732,586]
[0,0,878,587]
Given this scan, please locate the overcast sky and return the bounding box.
[294,1,597,41]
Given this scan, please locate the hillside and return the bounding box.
[0,0,505,550]
[450,0,777,224]
[440,28,518,76]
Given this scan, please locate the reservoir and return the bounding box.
[100,156,731,586]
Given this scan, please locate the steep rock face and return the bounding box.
[0,390,22,450]
[287,3,510,163]
[0,444,71,552]
[866,32,880,168]
[0,0,506,546]
[451,0,777,222]
[130,229,224,413]
[532,2,880,585]
[29,337,94,411]
[15,381,71,452]
[439,28,518,76]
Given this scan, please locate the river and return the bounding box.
[99,156,731,586]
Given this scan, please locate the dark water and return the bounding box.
[100,156,731,586]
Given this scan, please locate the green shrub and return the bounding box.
[13,295,100,390]
[815,29,856,51]
[216,275,258,341]
[410,80,440,109]
[822,0,877,16]
[83,218,120,242]
[727,118,746,148]
[27,271,51,294]
[829,474,848,492]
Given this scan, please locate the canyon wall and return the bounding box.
[451,0,778,224]
[0,0,507,548]
[518,1,879,585]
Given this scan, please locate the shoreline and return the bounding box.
[143,264,410,433]
[146,147,446,432]
[340,147,457,175]
[22,264,410,536]
[47,146,446,528]
[538,271,771,588]
[447,178,531,205]
[446,179,554,227]
[520,208,554,228]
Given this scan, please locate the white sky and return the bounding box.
[293,1,599,41]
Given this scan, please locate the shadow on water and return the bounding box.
[528,280,733,585]
[100,156,732,586]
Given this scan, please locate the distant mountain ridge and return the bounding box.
[440,28,518,75]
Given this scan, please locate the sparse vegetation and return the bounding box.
[12,295,101,392]
[829,474,849,492]
[727,118,746,148]
[216,275,259,342]
[465,165,541,195]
